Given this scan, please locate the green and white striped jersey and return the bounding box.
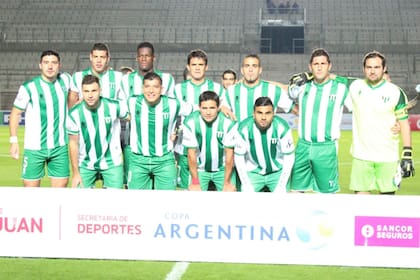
[128,95,192,156]
[71,67,124,100]
[235,115,295,175]
[67,97,129,170]
[296,77,352,143]
[182,111,237,172]
[222,80,294,122]
[173,78,225,155]
[13,73,71,150]
[121,69,175,99]
[350,79,408,162]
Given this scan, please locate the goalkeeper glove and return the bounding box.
[288,72,313,87]
[400,147,415,178]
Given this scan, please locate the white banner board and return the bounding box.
[0,188,419,268]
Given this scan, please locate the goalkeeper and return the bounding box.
[349,51,414,194]
[288,48,352,193]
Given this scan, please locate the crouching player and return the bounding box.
[182,91,237,191]
[67,75,129,189]
[235,97,295,192]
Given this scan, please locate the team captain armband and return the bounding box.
[395,106,408,120]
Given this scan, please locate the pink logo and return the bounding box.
[354,216,420,248]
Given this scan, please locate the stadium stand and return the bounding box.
[0,0,419,111]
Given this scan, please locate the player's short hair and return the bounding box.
[143,72,162,85]
[137,42,155,55]
[254,96,273,110]
[222,69,237,80]
[309,48,330,64]
[183,66,190,81]
[242,54,261,67]
[363,50,386,68]
[119,66,134,74]
[91,43,110,56]
[40,50,60,62]
[82,74,100,86]
[199,91,220,107]
[187,49,208,65]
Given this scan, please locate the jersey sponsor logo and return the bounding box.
[163,112,170,119]
[104,117,112,124]
[329,95,336,102]
[216,131,224,138]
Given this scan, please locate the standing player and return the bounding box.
[67,75,129,189]
[235,97,295,192]
[349,51,414,194]
[127,72,192,190]
[182,91,237,191]
[173,49,225,189]
[68,43,124,108]
[221,69,237,89]
[221,54,294,122]
[121,41,175,98]
[288,48,352,193]
[9,50,71,187]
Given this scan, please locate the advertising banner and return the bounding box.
[0,188,419,268]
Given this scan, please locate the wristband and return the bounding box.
[402,146,412,157]
[191,177,200,185]
[9,136,18,144]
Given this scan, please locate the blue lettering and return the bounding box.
[171,224,181,238]
[185,224,198,239]
[235,225,246,240]
[261,226,273,240]
[277,227,290,241]
[218,225,231,239]
[204,225,212,239]
[153,224,166,238]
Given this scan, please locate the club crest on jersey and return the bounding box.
[329,94,336,102]
[286,139,293,149]
[216,131,224,138]
[382,96,390,103]
[271,138,279,144]
[109,83,115,89]
[104,117,112,124]
[162,112,169,119]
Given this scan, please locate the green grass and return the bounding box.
[0,125,419,279]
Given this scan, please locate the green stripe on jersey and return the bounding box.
[34,78,48,149]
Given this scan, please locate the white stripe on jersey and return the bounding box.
[15,74,70,150]
[67,99,126,170]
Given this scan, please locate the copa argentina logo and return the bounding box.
[295,210,334,250]
[0,208,43,233]
[153,223,290,241]
[153,213,290,241]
